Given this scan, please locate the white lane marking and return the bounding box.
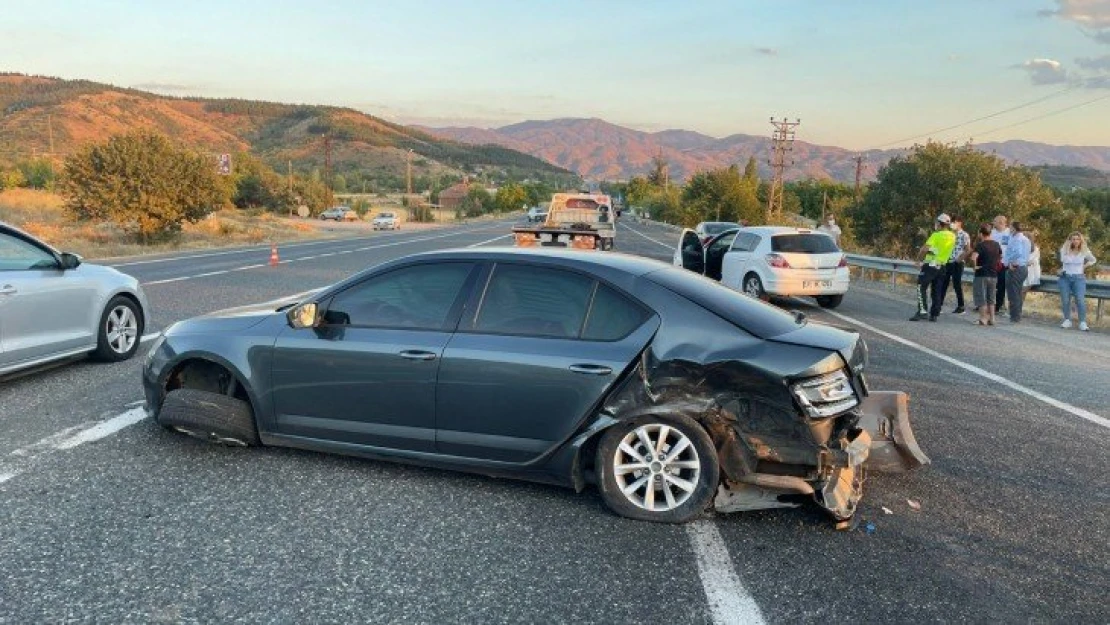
[467,234,513,247]
[825,310,1110,428]
[53,408,149,450]
[139,224,504,287]
[623,222,675,250]
[0,472,18,484]
[686,521,766,625]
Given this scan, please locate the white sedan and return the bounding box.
[674,225,850,308]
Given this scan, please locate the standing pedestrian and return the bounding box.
[1002,221,1031,322]
[970,223,1002,326]
[1022,231,1041,297]
[818,215,842,246]
[910,213,956,322]
[1058,231,1098,331]
[940,215,970,314]
[991,215,1012,311]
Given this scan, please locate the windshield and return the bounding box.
[771,233,840,254]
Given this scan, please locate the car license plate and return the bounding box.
[804,280,832,288]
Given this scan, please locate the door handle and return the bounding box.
[0,285,15,296]
[398,350,437,361]
[569,364,612,376]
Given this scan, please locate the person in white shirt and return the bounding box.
[1058,231,1098,331]
[1022,231,1041,297]
[990,215,1012,311]
[818,215,842,245]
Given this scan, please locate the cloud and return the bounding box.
[1040,0,1110,27]
[754,47,777,56]
[1019,58,1070,84]
[131,82,197,92]
[1085,74,1110,87]
[1077,54,1110,69]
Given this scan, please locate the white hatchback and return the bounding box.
[674,226,850,308]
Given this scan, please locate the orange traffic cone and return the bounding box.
[269,243,280,267]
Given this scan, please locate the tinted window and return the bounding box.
[326,263,473,329]
[475,265,594,338]
[703,222,739,236]
[708,232,737,256]
[645,266,800,339]
[582,284,649,341]
[772,234,840,254]
[0,231,57,271]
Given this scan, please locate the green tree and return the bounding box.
[495,182,529,213]
[332,174,347,194]
[647,154,670,188]
[681,165,762,227]
[853,142,1056,257]
[625,176,653,207]
[61,131,226,241]
[229,152,291,212]
[460,184,493,217]
[18,158,55,190]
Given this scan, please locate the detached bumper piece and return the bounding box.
[714,390,928,525]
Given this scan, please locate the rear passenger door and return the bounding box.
[722,232,757,289]
[434,263,659,463]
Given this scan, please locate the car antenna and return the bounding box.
[793,310,807,325]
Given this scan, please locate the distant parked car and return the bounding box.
[675,226,850,308]
[0,222,150,377]
[372,212,400,230]
[526,207,548,223]
[320,206,357,221]
[694,221,742,245]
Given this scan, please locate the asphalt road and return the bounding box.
[1,218,1107,624]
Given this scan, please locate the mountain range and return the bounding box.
[0,74,573,184]
[417,117,1110,184]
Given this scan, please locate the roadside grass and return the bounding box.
[0,189,455,260]
[849,268,1108,330]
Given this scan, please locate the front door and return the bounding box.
[270,262,478,452]
[675,229,705,274]
[0,230,96,368]
[435,263,658,463]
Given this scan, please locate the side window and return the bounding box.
[325,263,473,330]
[708,232,737,256]
[582,284,648,341]
[0,232,57,271]
[474,264,594,338]
[747,235,763,252]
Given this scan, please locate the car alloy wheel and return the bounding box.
[613,423,701,511]
[105,304,139,355]
[743,274,765,299]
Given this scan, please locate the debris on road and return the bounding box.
[907,499,922,511]
[882,506,894,515]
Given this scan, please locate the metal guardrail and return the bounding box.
[845,253,1108,322]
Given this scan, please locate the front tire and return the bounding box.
[596,414,718,523]
[93,296,142,362]
[157,389,260,446]
[816,294,844,309]
[743,273,766,300]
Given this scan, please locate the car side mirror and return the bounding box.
[287,302,319,329]
[59,252,82,270]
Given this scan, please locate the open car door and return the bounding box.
[674,229,706,274]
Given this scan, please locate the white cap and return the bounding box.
[936,213,951,224]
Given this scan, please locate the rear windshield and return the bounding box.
[644,266,801,339]
[771,233,839,254]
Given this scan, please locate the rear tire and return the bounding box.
[157,389,260,447]
[743,273,766,300]
[93,296,143,362]
[816,294,844,309]
[596,414,718,523]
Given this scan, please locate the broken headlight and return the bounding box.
[791,369,859,418]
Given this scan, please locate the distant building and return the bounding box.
[439,176,471,212]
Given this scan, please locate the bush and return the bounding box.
[61,131,227,241]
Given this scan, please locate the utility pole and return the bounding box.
[323,134,333,206]
[287,160,293,216]
[406,149,413,196]
[47,114,55,155]
[766,117,799,223]
[853,154,864,207]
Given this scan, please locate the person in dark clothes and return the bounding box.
[969,223,1002,326]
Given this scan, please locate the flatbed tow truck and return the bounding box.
[512,192,615,251]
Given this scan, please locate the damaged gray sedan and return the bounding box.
[142,248,928,525]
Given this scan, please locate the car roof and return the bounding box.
[740,226,819,236]
[402,247,672,277]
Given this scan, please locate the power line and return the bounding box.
[867,85,1080,150]
[965,91,1110,140]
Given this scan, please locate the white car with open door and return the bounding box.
[674,226,850,309]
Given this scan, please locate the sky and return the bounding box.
[3,0,1110,149]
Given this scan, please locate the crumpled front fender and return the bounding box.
[858,391,930,472]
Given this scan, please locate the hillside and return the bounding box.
[0,73,576,186]
[421,117,1110,184]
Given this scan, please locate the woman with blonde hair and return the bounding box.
[1058,231,1098,331]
